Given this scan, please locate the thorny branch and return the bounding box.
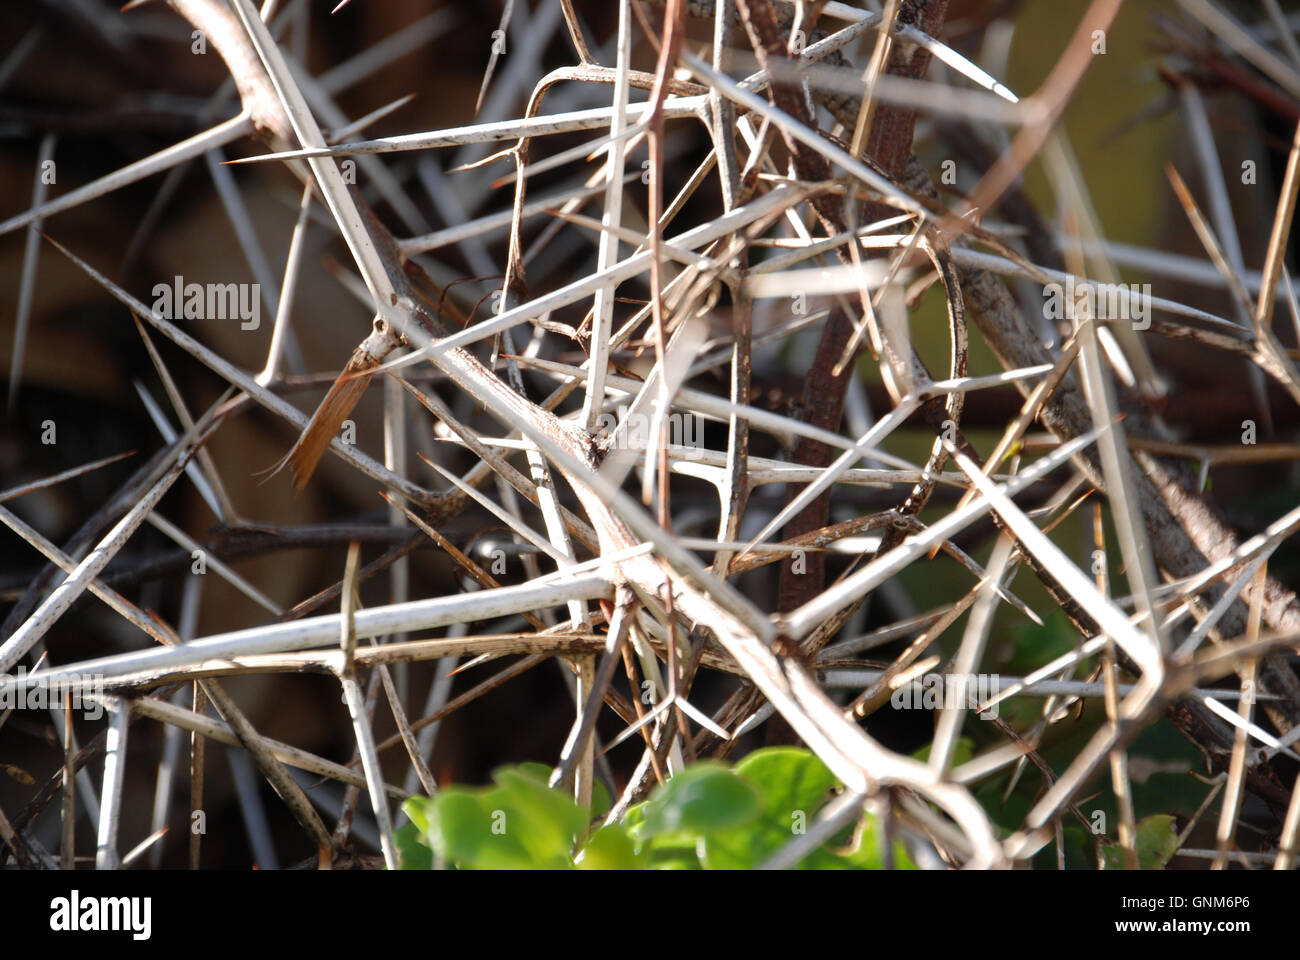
[4,0,1300,869]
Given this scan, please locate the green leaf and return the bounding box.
[490,768,588,867]
[1005,611,1078,674]
[589,777,613,820]
[408,755,916,871]
[577,823,643,869]
[700,828,763,870]
[426,789,542,870]
[637,763,761,841]
[1101,814,1180,870]
[835,810,918,870]
[735,747,838,819]
[394,821,432,870]
[402,795,435,836]
[622,801,647,834]
[643,833,703,869]
[513,761,556,785]
[911,737,975,768]
[701,748,838,869]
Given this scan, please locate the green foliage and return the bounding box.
[398,748,913,870]
[911,737,976,768]
[394,821,432,871]
[1101,815,1181,870]
[1003,611,1081,676]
